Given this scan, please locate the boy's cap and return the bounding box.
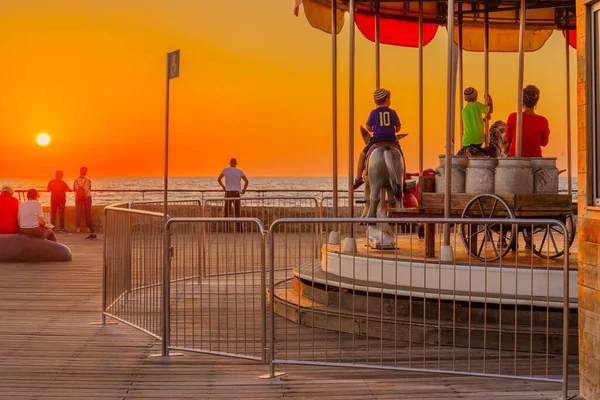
[464,87,478,101]
[374,88,390,102]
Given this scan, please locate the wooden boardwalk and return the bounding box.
[0,234,581,399]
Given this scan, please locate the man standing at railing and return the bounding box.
[217,158,248,219]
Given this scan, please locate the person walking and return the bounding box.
[73,166,97,240]
[47,170,71,232]
[217,158,249,219]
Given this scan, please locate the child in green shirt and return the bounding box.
[458,87,493,156]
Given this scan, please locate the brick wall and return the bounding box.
[577,1,600,398]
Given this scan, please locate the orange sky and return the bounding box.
[0,0,576,178]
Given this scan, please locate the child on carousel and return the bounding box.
[458,87,494,157]
[353,88,402,190]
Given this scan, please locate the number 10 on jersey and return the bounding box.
[379,111,391,126]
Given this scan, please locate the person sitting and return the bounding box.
[17,189,57,242]
[504,85,550,157]
[0,185,19,234]
[457,87,494,157]
[354,88,402,190]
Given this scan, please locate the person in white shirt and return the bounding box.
[17,189,57,242]
[217,158,249,218]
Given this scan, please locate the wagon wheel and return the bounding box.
[460,194,516,262]
[521,213,576,259]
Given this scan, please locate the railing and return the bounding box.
[102,206,573,399]
[15,188,364,205]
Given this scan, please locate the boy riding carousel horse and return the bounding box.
[354,88,402,190]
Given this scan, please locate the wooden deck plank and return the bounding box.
[0,233,580,399]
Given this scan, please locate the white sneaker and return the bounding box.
[76,227,81,233]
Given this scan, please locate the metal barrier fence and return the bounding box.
[102,208,573,398]
[204,196,319,221]
[166,218,267,361]
[268,217,572,398]
[319,196,364,219]
[103,205,166,339]
[130,199,203,218]
[204,197,321,274]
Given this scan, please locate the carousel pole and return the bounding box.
[458,4,464,144]
[443,0,456,256]
[332,0,339,218]
[565,29,573,197]
[515,0,526,157]
[451,45,459,154]
[348,0,356,220]
[375,1,381,89]
[484,5,490,146]
[418,1,424,208]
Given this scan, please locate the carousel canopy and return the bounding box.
[293,0,576,51]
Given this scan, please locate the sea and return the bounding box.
[0,176,578,206]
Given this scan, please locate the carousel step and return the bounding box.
[269,280,578,355]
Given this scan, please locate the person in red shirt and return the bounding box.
[0,185,19,234]
[504,85,550,157]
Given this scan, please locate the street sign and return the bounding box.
[168,50,180,79]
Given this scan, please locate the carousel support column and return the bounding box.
[346,0,357,250]
[442,0,456,262]
[419,2,434,257]
[565,29,573,197]
[515,0,526,157]
[458,5,464,144]
[332,0,339,224]
[375,1,381,89]
[484,6,490,146]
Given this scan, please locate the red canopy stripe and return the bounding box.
[562,29,576,49]
[355,13,438,48]
[294,0,303,17]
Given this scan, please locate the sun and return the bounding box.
[36,133,51,146]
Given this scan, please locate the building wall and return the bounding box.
[577,1,600,398]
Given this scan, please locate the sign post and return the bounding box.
[164,49,180,220]
[162,49,179,357]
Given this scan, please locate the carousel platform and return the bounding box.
[318,235,578,308]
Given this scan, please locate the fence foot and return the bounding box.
[148,352,184,358]
[259,371,286,380]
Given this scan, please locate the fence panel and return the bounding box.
[166,218,266,361]
[103,206,166,338]
[268,217,573,397]
[130,199,203,218]
[205,197,321,273]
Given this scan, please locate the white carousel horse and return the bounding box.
[359,126,406,249]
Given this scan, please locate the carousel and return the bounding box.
[272,0,578,355]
